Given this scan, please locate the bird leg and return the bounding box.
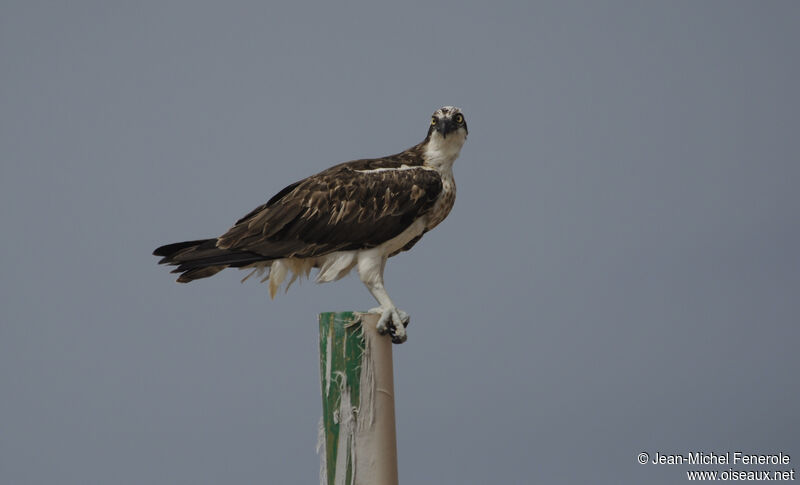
[358,251,409,344]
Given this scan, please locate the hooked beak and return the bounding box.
[435,118,456,138]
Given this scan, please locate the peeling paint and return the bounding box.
[319,312,396,485]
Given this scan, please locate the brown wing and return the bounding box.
[216,165,442,259]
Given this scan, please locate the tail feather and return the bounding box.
[153,238,269,283]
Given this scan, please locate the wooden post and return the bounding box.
[318,312,399,485]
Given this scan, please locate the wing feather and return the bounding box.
[217,165,442,259]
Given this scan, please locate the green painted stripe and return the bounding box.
[319,311,366,485]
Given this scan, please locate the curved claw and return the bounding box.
[371,307,409,344]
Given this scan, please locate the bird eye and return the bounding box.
[431,117,437,126]
[455,114,464,124]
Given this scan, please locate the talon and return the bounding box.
[388,324,406,344]
[391,333,407,344]
[371,307,409,343]
[375,309,391,335]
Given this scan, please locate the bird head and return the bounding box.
[427,106,468,141]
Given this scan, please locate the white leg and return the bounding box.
[357,249,409,343]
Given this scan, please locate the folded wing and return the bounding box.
[217,165,443,259]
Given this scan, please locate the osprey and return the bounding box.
[154,106,467,343]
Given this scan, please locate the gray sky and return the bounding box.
[1,1,798,484]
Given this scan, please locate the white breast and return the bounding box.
[422,130,464,230]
